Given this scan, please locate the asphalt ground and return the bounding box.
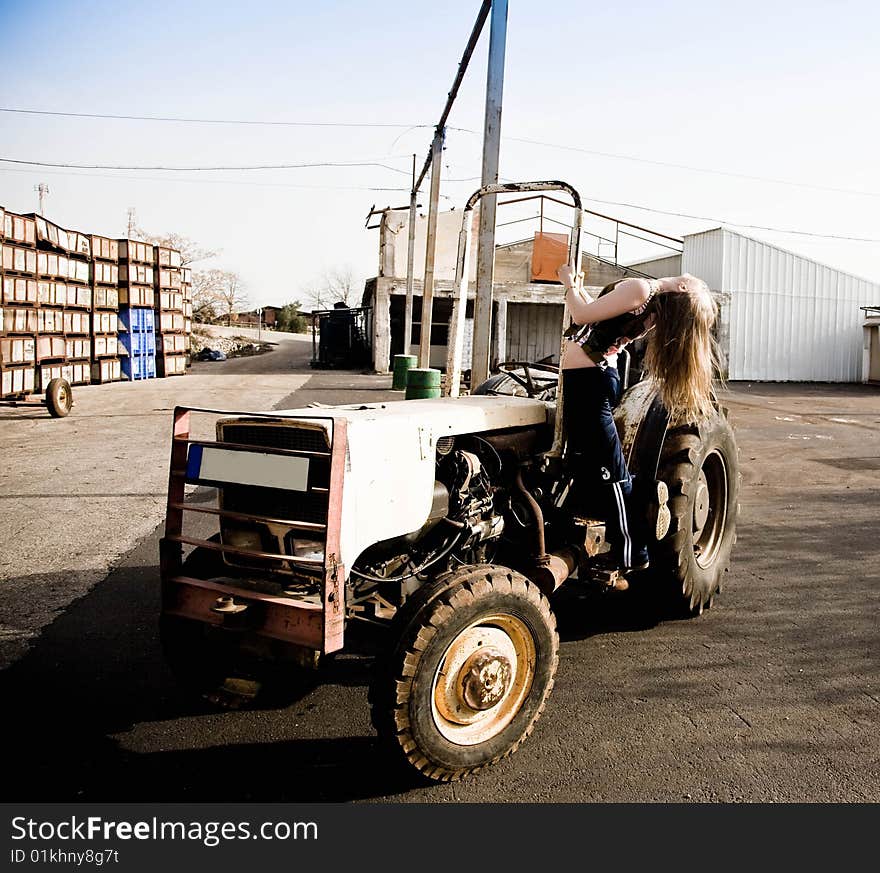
[1,340,877,803]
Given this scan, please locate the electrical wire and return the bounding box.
[1,159,874,242]
[5,109,879,199]
[0,107,431,129]
[0,156,413,174]
[579,195,880,244]
[448,126,880,201]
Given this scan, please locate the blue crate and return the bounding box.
[121,353,156,381]
[119,306,156,334]
[118,306,159,381]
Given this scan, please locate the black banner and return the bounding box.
[1,803,876,870]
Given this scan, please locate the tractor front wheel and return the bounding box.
[370,564,558,781]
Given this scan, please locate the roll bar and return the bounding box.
[444,180,583,458]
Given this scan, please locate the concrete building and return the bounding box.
[364,205,646,374]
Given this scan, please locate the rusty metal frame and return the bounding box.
[445,181,583,461]
[160,405,348,654]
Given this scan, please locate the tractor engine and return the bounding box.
[349,436,507,609]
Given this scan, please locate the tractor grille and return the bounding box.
[215,421,332,573]
[221,422,330,453]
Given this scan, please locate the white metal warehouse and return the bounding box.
[681,228,880,383]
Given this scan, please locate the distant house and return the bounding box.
[233,306,281,329]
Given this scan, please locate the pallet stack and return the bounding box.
[0,208,38,398]
[153,246,186,377]
[43,218,94,388]
[90,235,122,384]
[3,203,195,394]
[31,215,94,388]
[117,239,157,381]
[32,215,68,391]
[181,266,193,366]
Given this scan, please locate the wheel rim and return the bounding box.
[693,449,728,569]
[58,384,70,411]
[431,614,536,746]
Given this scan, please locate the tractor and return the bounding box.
[159,182,739,781]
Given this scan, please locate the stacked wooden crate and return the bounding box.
[0,208,38,398]
[90,235,121,383]
[117,239,156,380]
[33,216,94,388]
[181,265,193,366]
[153,246,186,376]
[3,207,197,393]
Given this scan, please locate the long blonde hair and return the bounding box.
[643,275,720,425]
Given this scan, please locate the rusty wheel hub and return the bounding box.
[431,615,536,746]
[460,648,513,711]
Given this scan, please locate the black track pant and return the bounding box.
[562,366,649,568]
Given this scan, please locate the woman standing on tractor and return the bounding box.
[556,264,719,589]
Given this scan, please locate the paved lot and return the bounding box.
[1,343,877,803]
[0,333,313,667]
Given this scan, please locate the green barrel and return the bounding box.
[392,354,417,390]
[405,367,441,399]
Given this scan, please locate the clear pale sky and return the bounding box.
[1,0,878,307]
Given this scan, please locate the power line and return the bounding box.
[9,105,877,200]
[0,107,431,129]
[0,159,873,242]
[0,163,443,196]
[0,156,412,174]
[581,195,880,243]
[447,126,880,200]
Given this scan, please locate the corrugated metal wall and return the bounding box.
[681,229,725,291]
[506,303,564,363]
[683,228,880,382]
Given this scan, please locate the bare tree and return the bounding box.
[191,268,227,323]
[216,271,249,324]
[303,266,362,310]
[190,269,249,324]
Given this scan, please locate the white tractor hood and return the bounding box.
[268,395,551,570]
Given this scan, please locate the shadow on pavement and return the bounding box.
[0,551,664,802]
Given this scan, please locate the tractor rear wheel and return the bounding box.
[652,413,740,615]
[370,563,558,781]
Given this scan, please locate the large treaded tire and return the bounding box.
[45,378,72,418]
[369,563,558,782]
[652,413,740,615]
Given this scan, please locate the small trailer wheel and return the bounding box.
[45,378,73,418]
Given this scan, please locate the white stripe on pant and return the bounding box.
[612,480,632,568]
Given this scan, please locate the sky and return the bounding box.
[1,0,879,308]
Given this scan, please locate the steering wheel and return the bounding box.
[495,361,559,398]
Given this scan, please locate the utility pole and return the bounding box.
[418,128,445,368]
[403,154,418,357]
[126,207,136,238]
[409,0,490,372]
[470,0,508,388]
[34,183,49,214]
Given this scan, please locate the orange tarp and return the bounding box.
[530,231,568,282]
